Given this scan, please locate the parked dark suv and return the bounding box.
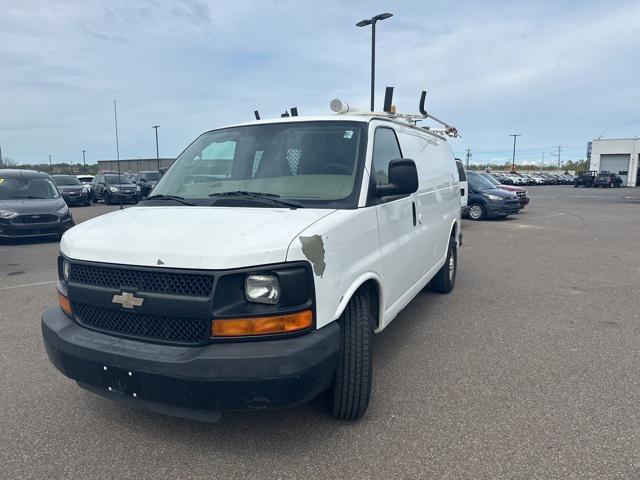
[464,171,521,220]
[574,170,597,187]
[594,172,623,188]
[91,174,140,204]
[135,171,161,198]
[52,175,91,206]
[0,169,75,240]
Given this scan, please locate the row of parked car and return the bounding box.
[50,171,161,206]
[0,169,162,240]
[455,161,530,221]
[489,172,576,186]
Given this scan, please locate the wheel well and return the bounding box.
[354,279,380,331]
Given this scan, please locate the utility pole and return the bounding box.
[82,150,86,168]
[113,99,121,180]
[557,145,562,171]
[0,145,3,167]
[49,154,52,173]
[510,134,521,173]
[153,125,160,171]
[466,149,471,169]
[541,152,545,170]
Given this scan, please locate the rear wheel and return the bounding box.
[329,290,373,420]
[468,203,485,221]
[430,236,457,293]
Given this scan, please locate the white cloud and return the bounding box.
[1,0,639,164]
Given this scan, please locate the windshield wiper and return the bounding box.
[9,196,48,199]
[208,191,303,209]
[144,194,196,206]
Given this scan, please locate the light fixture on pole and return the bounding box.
[356,12,393,112]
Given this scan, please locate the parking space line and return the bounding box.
[518,212,567,221]
[0,280,56,291]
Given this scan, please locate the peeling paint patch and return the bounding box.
[299,235,326,277]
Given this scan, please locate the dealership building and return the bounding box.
[589,138,640,187]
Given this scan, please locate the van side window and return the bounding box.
[455,161,467,181]
[372,127,402,185]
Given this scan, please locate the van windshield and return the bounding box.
[151,121,366,208]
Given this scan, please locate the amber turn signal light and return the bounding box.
[58,291,72,317]
[212,310,313,337]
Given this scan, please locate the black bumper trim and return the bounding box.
[42,307,339,411]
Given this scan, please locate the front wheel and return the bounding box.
[430,236,457,293]
[468,203,485,221]
[329,291,373,420]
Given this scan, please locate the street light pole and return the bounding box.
[510,134,521,172]
[356,12,393,112]
[82,150,86,168]
[153,125,160,171]
[49,154,52,173]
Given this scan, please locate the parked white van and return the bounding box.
[42,98,462,420]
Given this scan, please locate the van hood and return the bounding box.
[60,206,335,269]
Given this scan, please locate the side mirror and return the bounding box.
[376,159,419,197]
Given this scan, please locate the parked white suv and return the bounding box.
[42,107,462,421]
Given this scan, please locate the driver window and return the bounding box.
[372,128,402,185]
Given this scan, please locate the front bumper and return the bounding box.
[42,307,339,413]
[62,192,90,205]
[110,191,140,203]
[485,200,521,217]
[0,216,74,238]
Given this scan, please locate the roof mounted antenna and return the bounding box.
[290,107,298,117]
[254,110,261,120]
[281,110,290,118]
[383,86,394,113]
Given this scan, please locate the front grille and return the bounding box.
[69,263,214,297]
[13,214,58,224]
[73,302,209,344]
[515,191,527,197]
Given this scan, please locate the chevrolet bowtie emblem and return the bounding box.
[112,292,144,309]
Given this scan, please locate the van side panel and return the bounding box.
[396,128,461,275]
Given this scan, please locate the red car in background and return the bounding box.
[480,173,530,208]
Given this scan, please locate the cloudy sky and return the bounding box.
[1,0,639,166]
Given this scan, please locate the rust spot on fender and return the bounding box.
[299,235,326,277]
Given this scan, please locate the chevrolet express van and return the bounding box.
[42,107,462,420]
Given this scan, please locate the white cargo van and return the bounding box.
[42,95,462,420]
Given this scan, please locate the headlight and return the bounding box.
[245,274,280,304]
[62,260,71,282]
[136,185,141,192]
[82,186,90,193]
[0,208,18,219]
[109,186,119,192]
[486,194,502,201]
[56,204,69,216]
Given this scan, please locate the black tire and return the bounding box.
[468,202,485,221]
[430,236,457,294]
[329,291,373,420]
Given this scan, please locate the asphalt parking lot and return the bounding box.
[2,187,640,479]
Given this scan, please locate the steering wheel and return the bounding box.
[318,163,351,175]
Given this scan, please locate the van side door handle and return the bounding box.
[412,201,417,226]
